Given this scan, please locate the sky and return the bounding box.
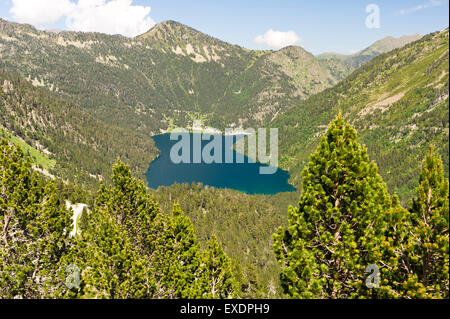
[0,0,448,55]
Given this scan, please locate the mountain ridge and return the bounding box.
[1,17,441,194]
[274,29,449,203]
[0,18,352,132]
[317,33,422,68]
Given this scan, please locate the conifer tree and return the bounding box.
[78,207,89,233]
[95,161,202,298]
[77,160,236,299]
[96,159,160,235]
[401,146,449,298]
[196,235,236,299]
[374,146,449,299]
[273,115,394,298]
[0,139,72,298]
[69,160,159,298]
[74,205,155,298]
[143,203,204,298]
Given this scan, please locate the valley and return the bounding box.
[0,16,448,299]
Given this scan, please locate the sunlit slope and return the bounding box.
[0,19,350,133]
[274,29,449,202]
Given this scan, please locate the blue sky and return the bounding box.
[1,0,448,54]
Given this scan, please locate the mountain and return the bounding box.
[347,34,422,68]
[317,34,422,68]
[0,16,448,299]
[274,29,449,203]
[315,52,349,61]
[0,19,350,133]
[0,17,445,202]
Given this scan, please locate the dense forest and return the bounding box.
[1,115,448,298]
[151,184,298,297]
[0,67,158,189]
[0,139,235,298]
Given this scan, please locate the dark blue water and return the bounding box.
[145,133,296,195]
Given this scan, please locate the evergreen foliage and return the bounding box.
[0,143,236,298]
[376,146,449,298]
[274,29,449,204]
[0,139,73,298]
[151,183,298,298]
[408,146,449,297]
[0,18,448,299]
[273,117,449,299]
[273,115,394,298]
[69,160,236,298]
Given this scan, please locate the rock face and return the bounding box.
[66,201,89,238]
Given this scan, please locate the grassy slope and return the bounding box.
[0,127,56,170]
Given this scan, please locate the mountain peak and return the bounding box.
[137,20,213,43]
[366,33,422,53]
[276,45,312,56]
[144,20,191,34]
[136,20,242,60]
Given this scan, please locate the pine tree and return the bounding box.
[96,161,202,298]
[144,203,204,298]
[68,160,159,298]
[74,205,155,298]
[196,235,236,299]
[77,207,89,233]
[96,159,160,234]
[272,115,394,298]
[0,139,72,298]
[79,160,236,299]
[375,146,449,298]
[404,146,448,298]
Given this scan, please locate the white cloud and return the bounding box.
[396,0,446,15]
[10,0,155,37]
[10,0,74,26]
[66,0,154,37]
[254,29,300,49]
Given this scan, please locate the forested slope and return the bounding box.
[0,19,350,132]
[151,183,299,297]
[274,29,449,203]
[0,67,157,188]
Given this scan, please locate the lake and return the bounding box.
[145,133,296,195]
